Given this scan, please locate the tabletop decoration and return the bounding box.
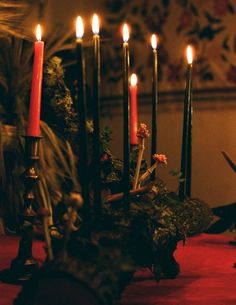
[138,154,167,188]
[0,4,215,305]
[132,123,150,190]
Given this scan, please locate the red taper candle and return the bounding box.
[130,73,138,145]
[27,24,44,136]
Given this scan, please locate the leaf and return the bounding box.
[169,169,182,178]
[234,35,236,53]
[199,25,225,41]
[222,36,230,51]
[106,17,119,24]
[162,0,169,7]
[176,25,182,34]
[204,11,221,23]
[131,5,138,15]
[202,71,214,81]
[190,3,199,16]
[186,21,200,36]
[221,53,228,62]
[228,3,235,14]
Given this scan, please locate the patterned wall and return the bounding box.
[99,0,236,96]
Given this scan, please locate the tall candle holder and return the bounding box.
[10,135,41,282]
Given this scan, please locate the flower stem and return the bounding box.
[133,138,145,190]
[138,162,157,187]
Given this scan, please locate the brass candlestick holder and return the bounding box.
[1,136,41,283]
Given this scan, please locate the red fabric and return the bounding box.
[0,234,235,305]
[119,234,236,305]
[0,235,45,305]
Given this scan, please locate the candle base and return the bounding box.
[0,136,41,284]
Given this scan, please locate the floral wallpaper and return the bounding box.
[99,0,236,96]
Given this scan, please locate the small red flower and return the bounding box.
[101,153,110,161]
[153,154,167,165]
[37,207,51,217]
[167,63,182,82]
[179,10,193,29]
[137,123,150,138]
[227,64,236,83]
[213,0,229,16]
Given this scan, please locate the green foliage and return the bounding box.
[42,56,78,144]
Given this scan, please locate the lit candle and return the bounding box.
[75,16,90,222]
[123,23,130,207]
[27,24,44,137]
[92,13,101,211]
[179,45,193,200]
[150,34,158,180]
[130,73,138,146]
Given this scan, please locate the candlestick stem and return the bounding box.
[9,136,41,282]
[123,41,130,208]
[151,48,158,180]
[93,34,101,212]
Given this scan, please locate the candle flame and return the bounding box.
[92,14,99,34]
[130,73,138,86]
[151,34,157,49]
[123,23,129,42]
[76,16,84,39]
[186,45,193,64]
[36,24,42,41]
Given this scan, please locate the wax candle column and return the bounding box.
[130,73,138,146]
[75,17,90,226]
[179,45,193,200]
[92,14,101,211]
[186,47,193,198]
[150,34,158,181]
[123,24,130,207]
[27,24,44,137]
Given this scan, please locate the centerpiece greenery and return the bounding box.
[0,2,213,304]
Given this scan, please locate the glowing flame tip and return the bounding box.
[36,24,41,41]
[76,16,84,39]
[130,73,138,86]
[151,34,157,49]
[92,14,99,34]
[186,45,193,64]
[123,23,129,42]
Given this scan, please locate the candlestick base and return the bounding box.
[0,136,41,284]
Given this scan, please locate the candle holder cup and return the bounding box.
[1,136,41,284]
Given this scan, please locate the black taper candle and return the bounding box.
[123,24,130,207]
[92,14,101,212]
[186,90,193,197]
[75,17,90,234]
[151,34,158,181]
[179,46,193,200]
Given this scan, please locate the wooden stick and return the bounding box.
[138,163,157,188]
[133,138,145,190]
[105,186,149,203]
